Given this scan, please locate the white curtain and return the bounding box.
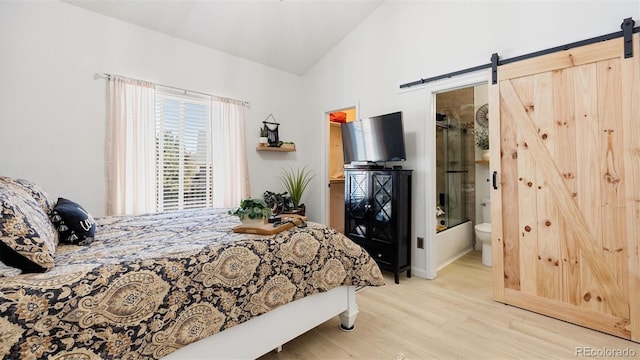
[211,100,250,207]
[106,76,156,215]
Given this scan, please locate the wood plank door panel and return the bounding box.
[491,34,640,341]
[621,34,640,340]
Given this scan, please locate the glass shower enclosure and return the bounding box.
[435,113,469,231]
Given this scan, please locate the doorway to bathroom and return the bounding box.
[435,87,474,233]
[423,71,489,279]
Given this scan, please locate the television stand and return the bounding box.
[343,168,412,283]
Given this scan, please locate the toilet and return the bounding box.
[474,198,492,266]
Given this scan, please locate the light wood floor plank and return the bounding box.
[259,251,638,359]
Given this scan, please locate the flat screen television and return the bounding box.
[341,111,406,164]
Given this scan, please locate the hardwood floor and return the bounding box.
[259,251,638,359]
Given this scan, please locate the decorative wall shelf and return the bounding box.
[475,160,489,165]
[256,144,296,152]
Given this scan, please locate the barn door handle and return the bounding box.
[492,171,498,190]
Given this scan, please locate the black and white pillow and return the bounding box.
[51,198,96,245]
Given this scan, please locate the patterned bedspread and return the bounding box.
[0,209,384,359]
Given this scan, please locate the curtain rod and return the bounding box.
[99,73,250,108]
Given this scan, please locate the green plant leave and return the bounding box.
[475,128,490,150]
[228,197,272,220]
[278,165,316,209]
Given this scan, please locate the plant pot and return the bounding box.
[259,137,268,147]
[481,149,490,161]
[283,204,306,217]
[241,217,266,227]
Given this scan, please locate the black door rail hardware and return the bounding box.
[491,53,499,85]
[400,17,638,90]
[622,17,635,58]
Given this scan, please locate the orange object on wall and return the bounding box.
[330,112,347,123]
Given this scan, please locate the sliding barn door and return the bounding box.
[490,33,640,341]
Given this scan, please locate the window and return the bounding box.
[155,88,213,211]
[107,76,249,216]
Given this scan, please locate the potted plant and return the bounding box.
[228,197,272,226]
[259,126,269,146]
[263,190,294,215]
[278,165,316,216]
[475,127,490,161]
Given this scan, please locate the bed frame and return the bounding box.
[163,285,358,359]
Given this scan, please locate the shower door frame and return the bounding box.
[436,116,468,229]
[424,70,489,279]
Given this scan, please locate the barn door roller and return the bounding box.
[491,53,499,85]
[622,17,635,58]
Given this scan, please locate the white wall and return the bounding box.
[301,1,639,276]
[0,1,305,217]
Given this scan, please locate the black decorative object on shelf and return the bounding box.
[262,114,282,147]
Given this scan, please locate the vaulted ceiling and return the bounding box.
[64,0,384,76]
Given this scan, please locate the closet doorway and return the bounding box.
[325,105,358,233]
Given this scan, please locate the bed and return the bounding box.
[0,176,385,359]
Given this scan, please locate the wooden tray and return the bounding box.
[232,215,307,235]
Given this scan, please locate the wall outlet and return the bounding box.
[417,237,424,249]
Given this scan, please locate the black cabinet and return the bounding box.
[344,169,412,284]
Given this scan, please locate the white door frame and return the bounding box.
[321,103,359,226]
[423,70,489,279]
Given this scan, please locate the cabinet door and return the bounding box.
[345,171,369,240]
[370,172,394,244]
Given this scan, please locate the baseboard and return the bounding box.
[436,247,473,271]
[411,267,429,279]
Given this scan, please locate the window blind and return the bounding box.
[155,90,213,211]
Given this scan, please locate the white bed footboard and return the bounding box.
[163,285,358,359]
